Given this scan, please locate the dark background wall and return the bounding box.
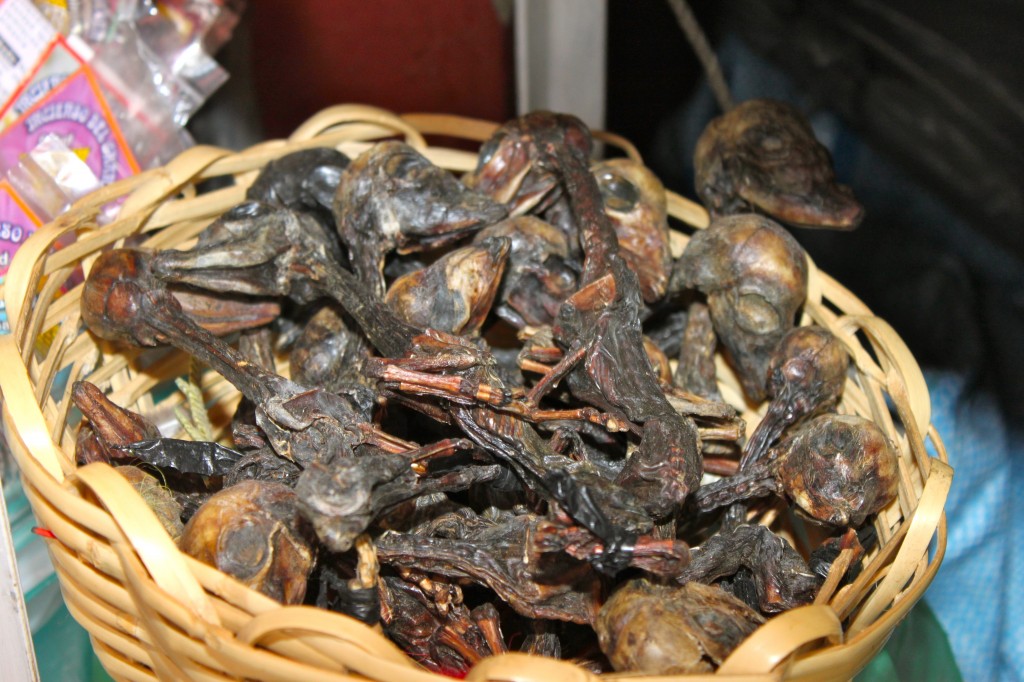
[190,0,1024,428]
[603,0,1024,429]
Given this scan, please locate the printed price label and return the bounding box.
[0,0,57,109]
[1,35,84,130]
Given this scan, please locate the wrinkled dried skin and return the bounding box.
[694,98,863,229]
[452,405,654,574]
[179,480,315,604]
[614,413,702,520]
[167,287,281,336]
[491,114,707,517]
[521,632,561,659]
[596,579,763,674]
[154,201,422,358]
[742,325,850,468]
[553,273,703,519]
[463,111,593,214]
[231,326,276,451]
[594,158,672,302]
[676,524,821,613]
[222,444,301,488]
[366,326,658,566]
[386,237,510,336]
[678,214,808,403]
[379,576,489,676]
[693,464,781,514]
[379,576,447,669]
[697,415,897,529]
[294,451,411,554]
[334,141,508,297]
[116,465,185,541]
[474,215,578,329]
[376,511,601,623]
[115,438,246,478]
[83,247,383,468]
[72,381,161,465]
[289,304,371,393]
[674,301,723,401]
[773,413,900,527]
[296,443,501,554]
[246,147,350,217]
[152,201,342,306]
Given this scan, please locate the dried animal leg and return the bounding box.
[675,524,821,613]
[740,325,849,469]
[376,510,601,624]
[674,301,723,402]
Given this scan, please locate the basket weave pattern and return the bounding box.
[0,105,952,682]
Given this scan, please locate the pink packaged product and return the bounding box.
[0,60,140,216]
[0,33,82,129]
[0,179,42,333]
[0,0,239,333]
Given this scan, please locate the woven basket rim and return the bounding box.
[0,104,952,682]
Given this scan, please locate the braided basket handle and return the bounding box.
[847,457,953,635]
[234,606,443,681]
[717,604,842,675]
[466,652,599,682]
[290,104,428,149]
[69,463,220,626]
[0,336,68,480]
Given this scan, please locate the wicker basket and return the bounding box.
[0,105,952,682]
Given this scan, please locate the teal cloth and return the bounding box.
[856,600,962,682]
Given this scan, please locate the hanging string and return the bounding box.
[665,0,736,112]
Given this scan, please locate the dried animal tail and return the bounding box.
[665,0,736,112]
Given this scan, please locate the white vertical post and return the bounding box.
[0,478,40,682]
[514,0,608,131]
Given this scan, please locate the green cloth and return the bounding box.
[34,602,113,682]
[856,600,962,682]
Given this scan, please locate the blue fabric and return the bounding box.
[649,36,1020,680]
[923,370,1019,682]
[1003,428,1024,682]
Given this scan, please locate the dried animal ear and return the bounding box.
[179,481,315,604]
[596,168,640,212]
[596,579,763,674]
[732,291,782,334]
[678,214,808,402]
